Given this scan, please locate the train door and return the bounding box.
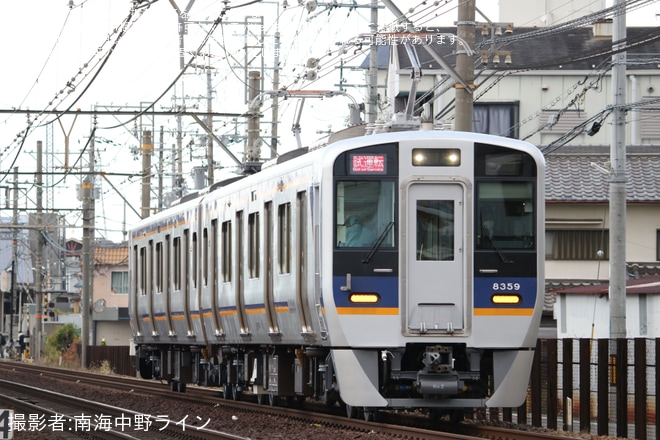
[130,244,143,336]
[405,182,465,334]
[236,210,249,335]
[209,219,223,336]
[146,242,156,335]
[264,201,280,336]
[164,234,175,336]
[296,191,314,337]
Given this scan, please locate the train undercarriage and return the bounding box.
[135,342,494,421]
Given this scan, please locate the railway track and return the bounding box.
[0,379,249,439]
[0,361,593,440]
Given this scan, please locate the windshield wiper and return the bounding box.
[362,222,395,264]
[482,223,514,264]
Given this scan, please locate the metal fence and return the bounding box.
[84,339,658,439]
[83,345,135,377]
[498,338,657,440]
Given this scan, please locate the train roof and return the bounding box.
[131,130,543,234]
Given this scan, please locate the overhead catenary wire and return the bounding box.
[0,3,146,184]
[99,0,263,134]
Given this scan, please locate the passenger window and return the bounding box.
[336,180,396,248]
[416,200,454,261]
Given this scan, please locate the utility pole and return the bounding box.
[10,168,18,353]
[171,0,195,199]
[141,130,153,219]
[454,0,476,132]
[158,127,164,212]
[271,31,280,159]
[81,117,96,367]
[367,0,378,125]
[609,2,626,435]
[206,57,214,186]
[35,141,44,360]
[247,71,261,164]
[609,0,626,340]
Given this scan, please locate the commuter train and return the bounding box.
[129,130,545,420]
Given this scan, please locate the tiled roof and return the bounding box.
[549,274,660,295]
[545,145,660,202]
[94,246,128,266]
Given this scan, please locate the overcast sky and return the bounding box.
[0,0,656,242]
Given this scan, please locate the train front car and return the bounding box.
[323,131,544,418]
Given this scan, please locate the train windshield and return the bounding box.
[336,180,396,248]
[476,181,535,250]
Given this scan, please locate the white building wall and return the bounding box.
[95,321,132,346]
[499,0,605,27]
[546,203,660,281]
[555,294,654,338]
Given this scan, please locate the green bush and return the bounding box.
[43,324,81,365]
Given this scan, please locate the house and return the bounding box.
[368,15,660,336]
[49,239,131,346]
[376,24,660,145]
[87,242,131,346]
[0,217,34,340]
[551,275,660,338]
[545,146,660,338]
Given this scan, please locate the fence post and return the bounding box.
[579,338,591,433]
[531,339,542,426]
[562,339,573,431]
[546,339,557,430]
[615,338,627,438]
[634,339,647,440]
[597,339,609,436]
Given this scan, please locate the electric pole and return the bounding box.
[81,117,96,367]
[10,168,18,353]
[206,59,214,185]
[609,0,627,340]
[455,0,476,132]
[141,130,153,219]
[35,141,44,360]
[367,0,378,125]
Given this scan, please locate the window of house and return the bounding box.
[657,230,660,261]
[473,102,519,138]
[112,271,129,294]
[546,229,609,260]
[639,99,660,143]
[539,110,589,136]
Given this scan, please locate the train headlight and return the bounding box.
[491,294,521,305]
[349,293,380,304]
[412,148,461,167]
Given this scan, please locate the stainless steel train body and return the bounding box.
[129,130,545,417]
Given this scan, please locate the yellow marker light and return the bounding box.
[349,293,380,304]
[492,294,521,305]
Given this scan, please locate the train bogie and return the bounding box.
[130,130,544,413]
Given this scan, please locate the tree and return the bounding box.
[44,324,81,365]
